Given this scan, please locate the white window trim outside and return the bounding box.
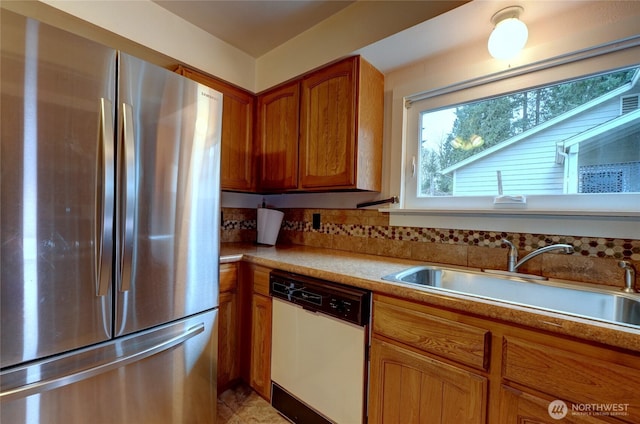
[387,36,640,239]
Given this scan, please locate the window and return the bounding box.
[403,47,640,214]
[419,67,639,197]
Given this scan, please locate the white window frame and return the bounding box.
[389,39,640,238]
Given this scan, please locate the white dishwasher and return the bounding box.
[269,270,371,424]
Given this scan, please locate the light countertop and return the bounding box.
[220,243,640,352]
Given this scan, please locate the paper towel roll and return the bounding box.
[257,208,284,245]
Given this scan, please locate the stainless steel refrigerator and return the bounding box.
[1,10,222,423]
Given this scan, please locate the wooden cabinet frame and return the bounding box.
[370,294,640,424]
[257,56,383,192]
[177,56,382,194]
[299,56,383,191]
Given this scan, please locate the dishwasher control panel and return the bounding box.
[269,270,370,326]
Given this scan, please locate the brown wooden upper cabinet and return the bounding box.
[257,80,301,191]
[175,66,256,192]
[257,56,384,192]
[178,56,383,193]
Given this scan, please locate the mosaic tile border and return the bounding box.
[221,219,255,231]
[222,218,639,261]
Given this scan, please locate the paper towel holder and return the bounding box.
[256,208,284,246]
[357,196,398,208]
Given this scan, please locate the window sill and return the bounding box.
[381,208,640,239]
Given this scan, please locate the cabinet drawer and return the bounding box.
[220,263,237,293]
[373,299,490,370]
[252,266,271,296]
[502,336,640,423]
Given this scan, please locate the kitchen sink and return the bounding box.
[384,265,443,286]
[382,266,640,328]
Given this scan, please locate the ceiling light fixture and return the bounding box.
[488,6,528,60]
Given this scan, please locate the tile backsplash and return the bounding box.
[221,207,639,289]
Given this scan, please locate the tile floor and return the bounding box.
[217,384,290,424]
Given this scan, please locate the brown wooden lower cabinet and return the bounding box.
[499,385,614,424]
[502,336,640,422]
[217,263,239,392]
[218,291,238,391]
[369,293,640,424]
[368,337,487,424]
[250,292,272,400]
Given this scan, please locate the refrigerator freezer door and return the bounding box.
[115,54,222,336]
[0,10,116,368]
[0,309,218,424]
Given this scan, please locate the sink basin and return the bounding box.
[384,265,443,285]
[382,266,640,328]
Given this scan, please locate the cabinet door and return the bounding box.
[217,84,255,191]
[175,66,255,191]
[257,81,300,190]
[369,338,487,424]
[250,293,273,400]
[219,263,238,293]
[502,336,640,424]
[217,291,239,391]
[499,385,612,424]
[300,57,356,189]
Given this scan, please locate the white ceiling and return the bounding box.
[152,0,467,60]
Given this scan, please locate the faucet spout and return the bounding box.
[501,239,518,272]
[513,244,574,272]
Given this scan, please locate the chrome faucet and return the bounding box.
[501,239,574,272]
[618,261,637,293]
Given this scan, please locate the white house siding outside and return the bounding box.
[448,85,639,196]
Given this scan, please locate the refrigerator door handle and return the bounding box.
[118,102,136,292]
[96,98,114,297]
[0,322,205,401]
